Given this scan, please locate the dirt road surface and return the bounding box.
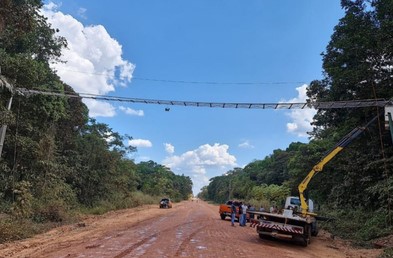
[0,200,383,258]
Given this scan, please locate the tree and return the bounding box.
[306,0,393,211]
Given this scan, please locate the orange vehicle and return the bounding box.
[219,200,249,221]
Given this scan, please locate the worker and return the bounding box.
[238,202,243,226]
[230,201,236,226]
[258,205,265,219]
[240,203,248,226]
[249,205,256,219]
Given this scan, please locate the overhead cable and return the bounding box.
[56,69,307,85]
[16,88,391,110]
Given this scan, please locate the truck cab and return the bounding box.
[285,196,314,213]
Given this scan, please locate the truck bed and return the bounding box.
[247,210,313,246]
[248,210,308,223]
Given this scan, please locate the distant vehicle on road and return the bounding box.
[159,198,173,208]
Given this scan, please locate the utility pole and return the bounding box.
[0,68,14,159]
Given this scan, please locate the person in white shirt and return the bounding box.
[240,203,248,226]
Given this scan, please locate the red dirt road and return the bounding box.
[0,200,382,257]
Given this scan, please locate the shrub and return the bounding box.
[32,202,67,223]
[379,248,393,258]
[10,181,33,219]
[319,207,393,244]
[0,218,48,243]
[81,191,159,215]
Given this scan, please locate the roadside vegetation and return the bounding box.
[199,0,393,248]
[0,0,192,244]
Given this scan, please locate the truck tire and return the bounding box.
[301,225,311,247]
[311,221,319,236]
[220,214,226,220]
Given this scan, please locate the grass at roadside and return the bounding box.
[379,248,393,258]
[0,191,161,244]
[318,207,392,248]
[0,217,60,243]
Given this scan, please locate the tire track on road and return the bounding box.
[113,233,158,258]
[173,202,218,257]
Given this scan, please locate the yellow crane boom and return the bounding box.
[298,113,381,216]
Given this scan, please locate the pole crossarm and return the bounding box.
[16,88,391,110]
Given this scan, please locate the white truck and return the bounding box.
[248,113,381,246]
[249,196,318,246]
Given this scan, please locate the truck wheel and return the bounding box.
[300,237,309,247]
[311,221,319,236]
[220,214,226,220]
[301,225,311,247]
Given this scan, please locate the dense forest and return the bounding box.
[199,0,393,242]
[0,0,192,241]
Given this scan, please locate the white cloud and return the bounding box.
[83,99,116,117]
[119,106,144,116]
[281,84,316,137]
[77,7,87,19]
[163,143,237,194]
[41,3,135,117]
[164,143,175,154]
[238,140,254,149]
[129,139,152,148]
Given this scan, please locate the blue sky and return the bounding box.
[41,1,344,194]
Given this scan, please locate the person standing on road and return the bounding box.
[238,202,243,226]
[230,201,236,226]
[249,205,255,219]
[241,203,248,226]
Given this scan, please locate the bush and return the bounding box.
[127,191,158,207]
[81,191,159,215]
[32,203,68,223]
[379,248,393,258]
[0,218,48,243]
[355,211,392,241]
[319,207,393,244]
[10,181,33,219]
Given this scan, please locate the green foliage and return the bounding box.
[0,218,47,243]
[82,192,158,215]
[32,201,68,223]
[136,161,192,201]
[250,184,290,205]
[10,181,33,219]
[30,176,77,223]
[0,0,192,244]
[379,248,393,258]
[197,186,208,200]
[321,207,393,243]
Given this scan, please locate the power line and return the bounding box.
[56,69,307,85]
[132,77,307,85]
[16,88,391,110]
